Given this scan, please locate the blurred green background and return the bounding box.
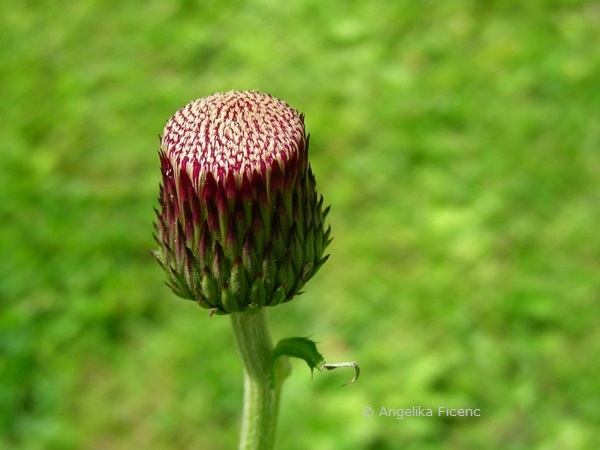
[2,1,599,449]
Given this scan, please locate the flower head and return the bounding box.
[153,91,331,314]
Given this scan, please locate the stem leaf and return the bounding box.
[272,337,324,376]
[272,337,360,386]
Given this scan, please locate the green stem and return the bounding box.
[230,310,291,450]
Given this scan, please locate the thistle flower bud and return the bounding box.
[153,91,331,315]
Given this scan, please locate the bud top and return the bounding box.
[162,90,305,190]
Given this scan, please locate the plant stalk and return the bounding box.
[230,310,291,450]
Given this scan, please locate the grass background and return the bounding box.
[2,1,599,449]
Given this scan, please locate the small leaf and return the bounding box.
[272,337,324,376]
[273,337,360,386]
